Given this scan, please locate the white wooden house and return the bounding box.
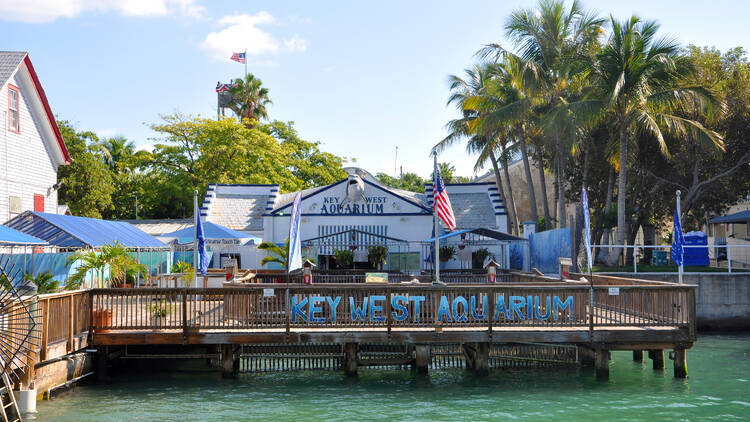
[0,52,70,223]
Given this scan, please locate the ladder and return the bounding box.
[0,372,20,422]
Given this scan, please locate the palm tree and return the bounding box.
[258,238,289,269]
[228,74,273,128]
[584,16,723,265]
[99,136,136,172]
[434,64,517,234]
[497,0,604,227]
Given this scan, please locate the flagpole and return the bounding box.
[193,190,198,287]
[244,49,247,79]
[677,190,683,284]
[433,153,440,285]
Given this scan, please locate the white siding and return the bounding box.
[0,72,59,223]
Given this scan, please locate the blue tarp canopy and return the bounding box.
[424,228,526,242]
[709,210,750,224]
[5,211,167,249]
[0,224,47,245]
[160,221,259,245]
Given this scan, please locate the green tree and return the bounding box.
[56,121,116,218]
[228,73,272,128]
[587,16,723,264]
[25,272,59,294]
[258,238,289,269]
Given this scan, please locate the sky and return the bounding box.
[3,0,749,180]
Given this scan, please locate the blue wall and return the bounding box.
[529,228,571,275]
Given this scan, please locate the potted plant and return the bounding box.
[439,245,456,270]
[171,261,194,287]
[367,245,388,270]
[472,248,493,269]
[334,249,354,269]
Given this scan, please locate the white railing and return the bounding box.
[590,243,750,273]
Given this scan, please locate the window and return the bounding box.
[8,85,19,133]
[34,194,44,212]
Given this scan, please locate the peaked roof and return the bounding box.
[0,224,46,246]
[0,51,70,164]
[424,228,526,242]
[5,211,166,248]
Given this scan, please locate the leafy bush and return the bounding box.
[439,245,456,262]
[367,245,388,269]
[334,249,353,268]
[25,272,59,294]
[472,248,494,269]
[148,300,174,318]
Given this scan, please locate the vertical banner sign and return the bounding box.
[671,194,685,284]
[196,209,208,276]
[288,192,303,273]
[582,188,593,272]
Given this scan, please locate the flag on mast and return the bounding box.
[230,52,246,64]
[433,166,456,231]
[287,192,303,272]
[196,209,208,276]
[582,187,593,272]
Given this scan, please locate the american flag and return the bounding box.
[433,166,456,231]
[230,51,246,64]
[215,82,231,93]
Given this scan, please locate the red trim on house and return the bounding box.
[21,55,71,164]
[7,83,20,133]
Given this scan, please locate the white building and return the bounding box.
[0,52,70,222]
[201,168,509,270]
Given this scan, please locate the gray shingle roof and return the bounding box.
[449,193,497,229]
[207,194,267,231]
[0,51,26,87]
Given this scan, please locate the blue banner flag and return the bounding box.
[288,192,303,272]
[671,207,685,267]
[582,188,592,272]
[196,210,208,276]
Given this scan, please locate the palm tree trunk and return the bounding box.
[501,144,520,236]
[610,126,629,266]
[489,149,512,234]
[536,146,551,229]
[598,166,615,262]
[582,137,591,192]
[555,130,567,228]
[520,136,538,226]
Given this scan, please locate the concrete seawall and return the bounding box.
[603,272,750,331]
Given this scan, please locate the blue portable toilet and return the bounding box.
[682,231,709,266]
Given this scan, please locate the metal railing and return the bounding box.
[590,243,750,273]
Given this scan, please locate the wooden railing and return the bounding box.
[87,283,696,336]
[37,290,90,361]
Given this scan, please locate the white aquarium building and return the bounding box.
[200,168,512,271]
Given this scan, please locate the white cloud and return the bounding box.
[284,36,308,53]
[0,0,205,23]
[201,12,308,61]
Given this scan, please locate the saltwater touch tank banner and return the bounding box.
[289,294,574,323]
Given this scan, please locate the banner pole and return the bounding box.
[193,190,198,287]
[677,190,683,284]
[433,153,440,285]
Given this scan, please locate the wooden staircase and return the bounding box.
[0,372,20,422]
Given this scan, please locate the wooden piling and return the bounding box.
[475,342,489,375]
[577,346,595,366]
[221,345,235,378]
[648,349,664,370]
[673,348,687,378]
[594,349,609,380]
[633,350,643,362]
[344,343,358,377]
[461,343,476,371]
[96,349,108,382]
[414,345,430,375]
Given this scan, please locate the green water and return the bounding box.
[31,334,750,421]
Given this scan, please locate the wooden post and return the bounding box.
[96,348,108,382]
[414,344,430,375]
[344,343,358,377]
[68,294,74,353]
[182,288,188,341]
[673,348,687,378]
[577,346,595,366]
[475,342,489,375]
[40,298,49,361]
[221,345,235,378]
[594,349,610,380]
[648,349,664,370]
[462,343,476,370]
[633,350,643,362]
